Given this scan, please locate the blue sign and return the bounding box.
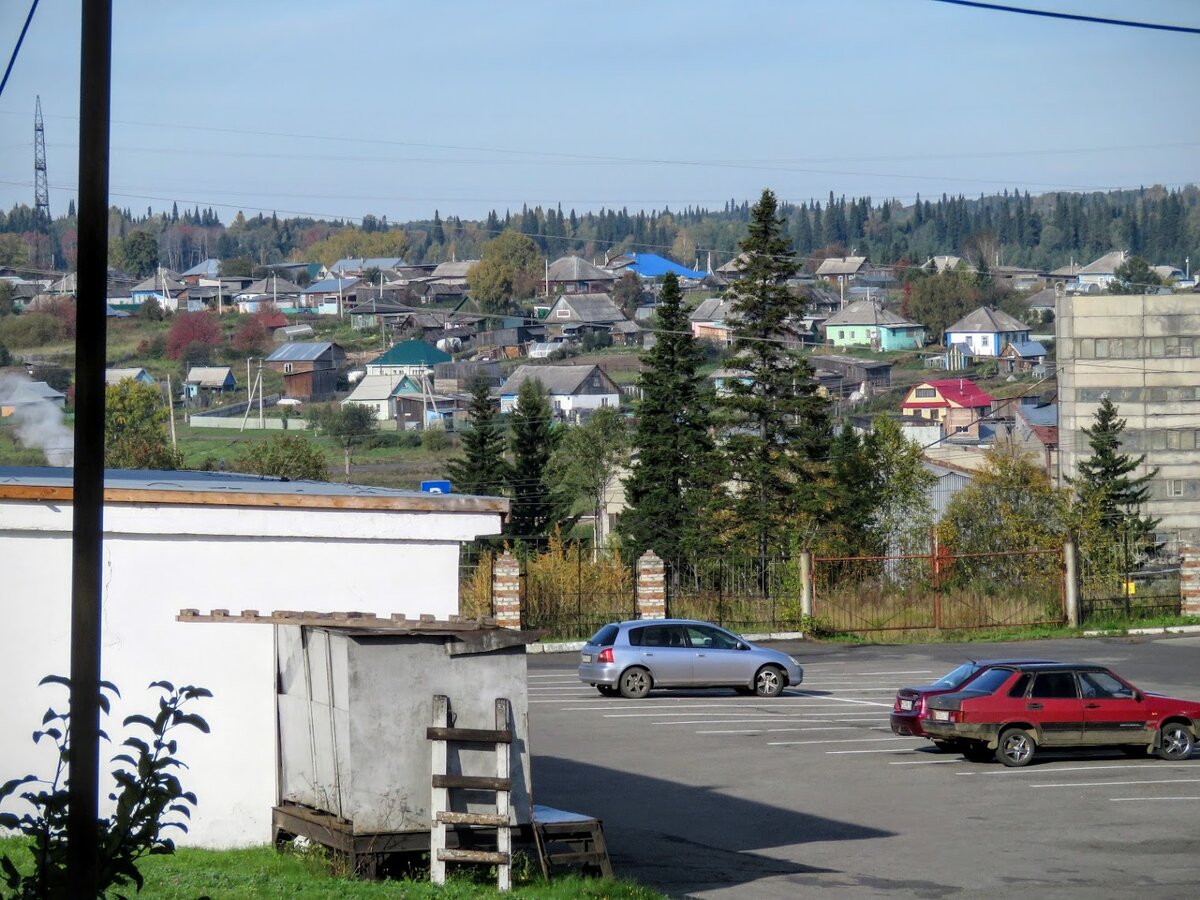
[421,480,452,494]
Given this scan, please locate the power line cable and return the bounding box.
[0,0,38,101]
[930,0,1200,35]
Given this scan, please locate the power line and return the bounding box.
[0,0,39,101]
[930,0,1200,35]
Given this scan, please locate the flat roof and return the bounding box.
[0,466,508,514]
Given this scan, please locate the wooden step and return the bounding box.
[436,848,511,865]
[432,773,511,791]
[436,811,510,827]
[426,726,512,744]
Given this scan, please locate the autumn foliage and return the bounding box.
[165,311,222,359]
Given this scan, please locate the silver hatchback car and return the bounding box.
[578,618,803,699]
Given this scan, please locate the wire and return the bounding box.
[0,0,38,101]
[930,0,1200,35]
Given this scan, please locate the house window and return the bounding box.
[838,330,845,339]
[1168,480,1185,498]
[557,308,570,318]
[915,388,937,399]
[1166,430,1197,450]
[283,363,293,374]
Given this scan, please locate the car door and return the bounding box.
[683,624,748,685]
[1079,669,1151,746]
[1025,672,1084,746]
[628,624,693,686]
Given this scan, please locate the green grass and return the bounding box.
[0,840,663,899]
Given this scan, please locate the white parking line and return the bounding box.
[890,759,960,765]
[1110,796,1200,802]
[827,747,921,754]
[768,736,907,746]
[695,726,862,734]
[960,763,1198,777]
[1036,778,1200,788]
[791,693,893,708]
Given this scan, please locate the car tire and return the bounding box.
[996,727,1036,767]
[1156,722,1195,761]
[961,743,993,763]
[754,665,785,698]
[597,685,619,697]
[618,667,652,699]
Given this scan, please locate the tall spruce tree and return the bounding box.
[446,378,509,496]
[621,272,720,571]
[1071,398,1159,546]
[718,189,832,580]
[506,378,562,542]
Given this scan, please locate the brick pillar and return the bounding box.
[1181,546,1200,616]
[492,552,522,629]
[636,551,666,620]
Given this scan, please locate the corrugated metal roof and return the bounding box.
[265,342,338,363]
[623,253,705,279]
[498,364,615,397]
[180,258,221,278]
[823,298,920,329]
[1080,250,1127,275]
[368,339,452,368]
[186,366,235,387]
[945,306,1029,335]
[304,276,360,294]
[550,293,626,324]
[815,256,866,277]
[546,256,618,282]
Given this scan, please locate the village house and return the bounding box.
[429,260,478,286]
[544,255,619,295]
[808,354,893,396]
[943,306,1030,358]
[301,275,360,315]
[365,339,452,379]
[264,341,346,401]
[1013,402,1059,479]
[497,364,619,417]
[998,339,1048,374]
[1076,250,1128,290]
[900,378,993,439]
[0,381,66,417]
[130,270,186,312]
[104,367,156,387]
[689,297,739,345]
[821,298,926,351]
[184,366,236,402]
[815,255,867,282]
[544,292,639,344]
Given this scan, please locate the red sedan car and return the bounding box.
[890,658,1059,749]
[922,662,1200,766]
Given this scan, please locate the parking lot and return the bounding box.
[528,634,1200,898]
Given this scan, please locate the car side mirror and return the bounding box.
[736,642,749,651]
[1134,690,1143,702]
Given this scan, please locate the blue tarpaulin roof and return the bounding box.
[625,253,706,279]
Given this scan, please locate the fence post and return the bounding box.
[799,551,813,621]
[1063,539,1080,628]
[1181,546,1200,616]
[636,551,666,620]
[492,552,522,629]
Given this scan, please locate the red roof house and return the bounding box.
[900,378,993,438]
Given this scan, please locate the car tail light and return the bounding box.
[597,647,614,664]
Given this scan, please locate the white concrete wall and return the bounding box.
[0,499,500,847]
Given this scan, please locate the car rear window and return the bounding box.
[963,667,1014,695]
[934,662,979,689]
[588,624,619,647]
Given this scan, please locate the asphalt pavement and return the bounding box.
[527,634,1200,899]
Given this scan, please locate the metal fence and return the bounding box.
[812,548,1066,633]
[1079,540,1181,623]
[668,557,803,633]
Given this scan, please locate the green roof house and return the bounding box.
[365,340,452,378]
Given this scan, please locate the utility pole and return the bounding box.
[33,96,51,269]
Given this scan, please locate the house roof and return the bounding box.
[1152,265,1182,281]
[304,276,360,295]
[131,272,185,294]
[180,258,221,279]
[1079,250,1127,275]
[343,374,414,403]
[1025,287,1057,309]
[185,366,235,387]
[715,252,750,274]
[1050,262,1082,277]
[265,341,342,363]
[622,253,705,279]
[822,298,920,329]
[945,306,1029,334]
[497,364,614,397]
[276,324,315,340]
[547,256,618,282]
[2,381,65,404]
[1016,402,1057,428]
[550,293,626,324]
[928,255,970,274]
[431,260,478,279]
[368,339,452,368]
[689,297,739,322]
[105,367,153,385]
[1003,340,1047,358]
[329,257,408,274]
[815,256,866,277]
[903,378,993,409]
[259,311,290,329]
[243,276,303,295]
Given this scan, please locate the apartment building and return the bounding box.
[1057,293,1200,551]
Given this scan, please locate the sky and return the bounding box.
[0,0,1197,225]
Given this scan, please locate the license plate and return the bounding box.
[932,710,950,722]
[581,654,591,663]
[900,700,913,711]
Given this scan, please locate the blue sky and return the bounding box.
[0,0,1197,224]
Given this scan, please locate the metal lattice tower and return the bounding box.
[33,95,50,240]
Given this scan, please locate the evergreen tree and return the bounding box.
[621,273,720,571]
[506,379,562,542]
[446,378,509,496]
[717,189,832,582]
[1071,398,1159,546]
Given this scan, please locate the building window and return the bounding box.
[1166,430,1197,450]
[283,363,293,374]
[838,330,844,339]
[915,387,936,399]
[1168,480,1185,498]
[556,308,570,318]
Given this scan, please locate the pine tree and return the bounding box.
[506,379,562,542]
[621,273,720,571]
[1071,398,1159,546]
[446,378,509,496]
[717,189,832,583]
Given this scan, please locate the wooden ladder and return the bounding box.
[428,695,513,891]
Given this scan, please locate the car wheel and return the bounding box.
[596,685,618,697]
[618,667,652,699]
[754,665,785,698]
[1156,722,1195,761]
[961,743,993,763]
[996,727,1036,767]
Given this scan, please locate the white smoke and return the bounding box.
[0,372,75,467]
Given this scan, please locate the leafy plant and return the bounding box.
[0,677,211,898]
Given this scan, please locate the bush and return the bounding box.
[165,310,222,360]
[0,340,10,367]
[421,427,449,452]
[0,313,65,348]
[136,333,167,358]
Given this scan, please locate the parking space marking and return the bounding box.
[1110,796,1200,802]
[827,747,923,754]
[889,759,960,765]
[960,763,1199,777]
[695,726,867,734]
[792,693,893,708]
[768,736,908,746]
[1036,778,1200,788]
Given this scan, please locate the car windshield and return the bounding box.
[932,662,979,688]
[961,667,1014,695]
[587,624,619,647]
